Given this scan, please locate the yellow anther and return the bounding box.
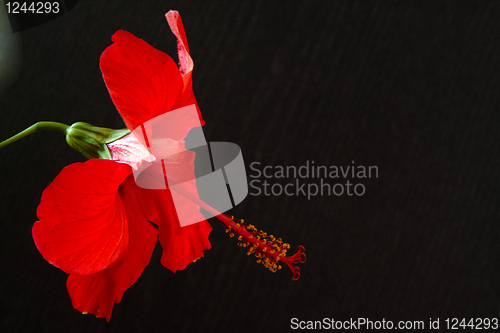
[224,216,296,275]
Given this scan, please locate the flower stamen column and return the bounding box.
[219,215,306,279]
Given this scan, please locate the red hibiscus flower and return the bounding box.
[32,11,211,321]
[27,10,305,321]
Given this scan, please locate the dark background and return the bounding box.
[1,1,499,332]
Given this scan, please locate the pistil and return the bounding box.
[146,170,306,279]
[218,214,306,280]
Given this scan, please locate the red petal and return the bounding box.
[166,10,205,125]
[132,139,212,270]
[67,176,158,321]
[132,183,211,273]
[100,30,183,132]
[157,191,212,273]
[33,160,132,275]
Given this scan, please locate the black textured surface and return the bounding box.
[1,1,499,332]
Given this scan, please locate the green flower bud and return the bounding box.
[66,122,130,160]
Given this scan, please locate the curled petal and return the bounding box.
[166,10,193,77]
[67,176,158,320]
[166,10,204,125]
[33,160,132,275]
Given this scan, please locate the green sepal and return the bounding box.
[66,122,130,160]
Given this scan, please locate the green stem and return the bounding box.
[0,122,70,149]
